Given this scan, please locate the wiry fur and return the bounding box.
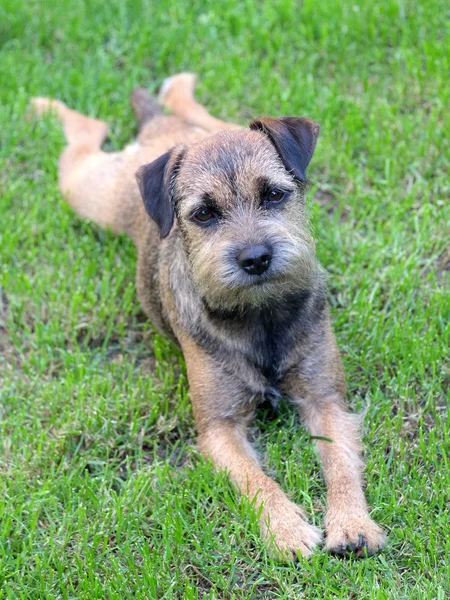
[30,73,385,561]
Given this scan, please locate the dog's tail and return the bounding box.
[130,87,163,131]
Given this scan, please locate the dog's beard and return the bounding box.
[190,230,318,311]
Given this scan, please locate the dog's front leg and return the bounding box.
[197,420,322,559]
[283,328,386,556]
[181,338,322,560]
[294,397,385,556]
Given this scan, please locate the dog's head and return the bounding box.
[137,117,320,311]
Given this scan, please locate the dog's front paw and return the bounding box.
[261,499,323,561]
[325,511,386,557]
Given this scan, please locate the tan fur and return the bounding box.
[158,73,238,133]
[181,335,322,559]
[30,72,385,561]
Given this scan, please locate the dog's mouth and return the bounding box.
[239,270,290,287]
[234,274,272,290]
[242,273,271,286]
[252,279,269,286]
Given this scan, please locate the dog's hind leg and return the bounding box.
[30,98,130,234]
[130,88,163,131]
[158,73,239,132]
[31,98,109,162]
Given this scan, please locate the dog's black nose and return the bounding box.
[237,244,272,276]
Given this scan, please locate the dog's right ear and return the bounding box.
[136,147,185,238]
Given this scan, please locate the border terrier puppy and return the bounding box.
[31,73,385,560]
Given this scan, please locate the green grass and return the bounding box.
[1,0,449,597]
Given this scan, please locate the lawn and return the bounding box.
[0,0,449,598]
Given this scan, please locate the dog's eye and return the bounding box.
[266,189,287,204]
[192,207,217,224]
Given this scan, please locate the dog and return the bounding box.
[30,73,385,560]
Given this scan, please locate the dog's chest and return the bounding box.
[203,291,315,396]
[246,317,293,388]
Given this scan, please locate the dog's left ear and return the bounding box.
[136,146,185,238]
[250,117,320,183]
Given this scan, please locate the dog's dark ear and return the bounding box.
[250,117,320,183]
[136,147,185,238]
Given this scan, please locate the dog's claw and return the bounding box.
[355,534,369,557]
[330,532,372,557]
[326,514,386,558]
